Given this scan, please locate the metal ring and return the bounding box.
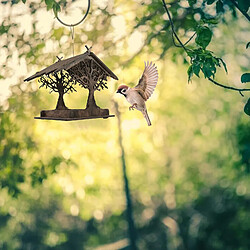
[55,0,91,27]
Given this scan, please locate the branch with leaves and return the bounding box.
[38,70,77,94]
[162,0,250,115]
[67,60,109,91]
[38,70,77,110]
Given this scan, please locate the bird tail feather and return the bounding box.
[143,109,151,126]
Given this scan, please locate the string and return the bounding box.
[70,26,75,56]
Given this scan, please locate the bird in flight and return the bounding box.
[116,61,159,126]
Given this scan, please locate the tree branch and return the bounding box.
[170,30,196,48]
[208,77,250,96]
[162,0,188,53]
[161,0,250,95]
[183,32,196,45]
[230,0,250,22]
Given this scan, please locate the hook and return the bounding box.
[55,0,91,27]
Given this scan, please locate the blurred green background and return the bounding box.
[0,0,249,249]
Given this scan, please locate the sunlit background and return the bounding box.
[0,0,249,249]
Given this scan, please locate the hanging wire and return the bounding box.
[70,26,75,56]
[55,0,91,27]
[55,0,90,56]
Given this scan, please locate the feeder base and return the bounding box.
[35,108,115,121]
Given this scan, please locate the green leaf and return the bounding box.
[216,0,224,14]
[53,2,61,16]
[202,61,216,78]
[37,43,45,50]
[195,26,213,49]
[238,0,250,13]
[0,23,11,35]
[206,0,216,5]
[45,0,55,10]
[202,17,219,24]
[241,73,250,83]
[52,27,65,40]
[188,0,197,6]
[244,98,250,116]
[193,63,201,77]
[218,58,228,73]
[21,0,26,3]
[187,65,193,82]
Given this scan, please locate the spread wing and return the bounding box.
[134,61,158,101]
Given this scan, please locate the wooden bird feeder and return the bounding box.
[24,47,118,121]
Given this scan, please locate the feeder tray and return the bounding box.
[34,114,115,121]
[24,47,118,121]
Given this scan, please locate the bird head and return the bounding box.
[116,85,129,96]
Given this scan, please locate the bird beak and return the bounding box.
[116,89,120,94]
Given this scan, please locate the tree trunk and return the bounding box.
[86,87,98,109]
[56,91,67,110]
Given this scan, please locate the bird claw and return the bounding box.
[129,103,137,111]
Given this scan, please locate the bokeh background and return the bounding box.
[0,0,249,249]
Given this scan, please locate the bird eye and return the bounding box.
[121,89,126,93]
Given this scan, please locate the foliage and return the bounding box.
[45,0,61,16]
[187,48,227,81]
[0,0,249,249]
[0,84,73,196]
[244,98,250,116]
[38,70,77,94]
[67,60,109,91]
[241,73,250,83]
[135,0,250,114]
